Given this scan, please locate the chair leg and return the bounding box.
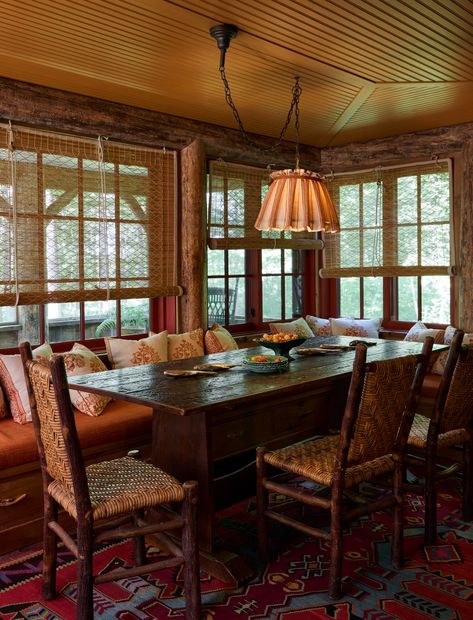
[76,519,95,620]
[256,447,270,562]
[328,488,343,599]
[392,461,404,569]
[42,493,58,600]
[462,439,473,521]
[181,481,201,620]
[133,509,146,566]
[424,449,437,546]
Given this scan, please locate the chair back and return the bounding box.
[441,345,473,434]
[347,354,420,464]
[20,344,90,509]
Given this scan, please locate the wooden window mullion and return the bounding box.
[78,158,85,339]
[114,162,120,334]
[37,152,46,341]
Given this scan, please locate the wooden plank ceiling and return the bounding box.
[1,0,472,147]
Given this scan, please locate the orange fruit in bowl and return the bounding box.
[249,355,269,363]
[260,332,300,342]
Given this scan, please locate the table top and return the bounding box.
[69,336,442,416]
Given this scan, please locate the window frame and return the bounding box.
[322,160,454,328]
[0,296,177,354]
[206,247,317,333]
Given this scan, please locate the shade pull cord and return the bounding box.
[97,136,111,301]
[371,168,383,277]
[7,122,20,307]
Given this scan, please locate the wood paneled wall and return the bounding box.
[322,124,473,331]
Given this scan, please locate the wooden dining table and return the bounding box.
[69,335,441,583]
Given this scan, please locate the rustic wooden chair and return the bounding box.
[19,343,201,620]
[406,329,473,544]
[207,278,239,326]
[256,339,433,599]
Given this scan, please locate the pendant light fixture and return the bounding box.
[210,24,340,234]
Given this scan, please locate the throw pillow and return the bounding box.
[443,325,473,346]
[269,317,313,338]
[0,342,53,424]
[62,343,111,416]
[443,325,456,345]
[431,326,473,375]
[168,328,205,360]
[330,317,382,338]
[105,331,168,369]
[205,323,239,353]
[404,321,444,344]
[305,315,332,336]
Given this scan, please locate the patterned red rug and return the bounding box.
[1,480,473,619]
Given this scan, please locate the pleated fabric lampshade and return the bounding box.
[255,168,340,233]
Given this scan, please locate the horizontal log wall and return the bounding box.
[322,125,472,331]
[0,77,320,168]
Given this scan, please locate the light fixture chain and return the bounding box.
[293,78,301,169]
[219,68,301,153]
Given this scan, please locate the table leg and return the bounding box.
[151,409,255,586]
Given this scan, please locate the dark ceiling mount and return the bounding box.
[209,24,239,69]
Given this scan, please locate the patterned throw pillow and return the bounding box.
[105,332,168,369]
[443,325,473,346]
[62,343,111,417]
[443,325,457,345]
[330,317,382,338]
[269,317,313,338]
[0,342,53,424]
[205,323,239,353]
[305,315,331,336]
[404,321,444,344]
[431,350,450,375]
[431,326,473,375]
[168,328,205,360]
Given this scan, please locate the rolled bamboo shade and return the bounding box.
[208,160,323,250]
[320,161,452,278]
[0,125,180,306]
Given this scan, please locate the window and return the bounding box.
[207,161,317,328]
[321,161,452,325]
[207,247,306,327]
[0,125,178,347]
[261,249,304,321]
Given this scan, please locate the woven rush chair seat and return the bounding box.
[405,330,473,545]
[20,342,201,620]
[264,435,396,489]
[257,339,433,600]
[49,456,185,521]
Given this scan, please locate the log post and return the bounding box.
[460,139,473,331]
[179,139,206,332]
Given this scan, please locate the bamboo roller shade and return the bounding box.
[208,160,323,250]
[0,126,181,306]
[320,161,452,278]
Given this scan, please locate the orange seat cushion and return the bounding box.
[0,400,153,470]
